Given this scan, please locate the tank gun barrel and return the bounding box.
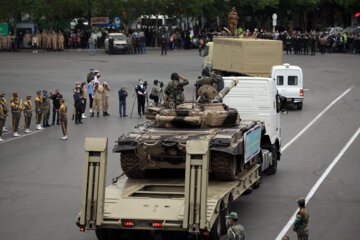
[213,78,240,102]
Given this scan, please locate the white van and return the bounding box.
[223,76,281,149]
[271,63,304,110]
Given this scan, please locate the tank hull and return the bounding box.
[113,120,261,180]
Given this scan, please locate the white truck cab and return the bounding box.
[271,63,304,110]
[223,76,281,149]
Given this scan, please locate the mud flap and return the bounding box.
[183,140,210,233]
[80,138,108,229]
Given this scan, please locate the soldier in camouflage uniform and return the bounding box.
[164,72,189,108]
[0,93,8,142]
[42,90,51,127]
[293,197,309,240]
[11,97,23,137]
[227,212,245,240]
[87,67,95,83]
[23,96,33,133]
[196,68,223,102]
[35,90,44,130]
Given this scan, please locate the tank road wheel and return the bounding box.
[120,151,146,178]
[211,152,237,181]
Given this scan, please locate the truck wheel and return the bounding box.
[297,102,303,110]
[267,147,278,175]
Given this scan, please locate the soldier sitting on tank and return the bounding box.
[164,73,189,108]
[196,68,224,103]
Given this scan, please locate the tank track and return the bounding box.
[120,151,146,178]
[211,152,237,181]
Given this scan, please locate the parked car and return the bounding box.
[104,33,128,54]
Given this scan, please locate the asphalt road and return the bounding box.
[0,49,359,240]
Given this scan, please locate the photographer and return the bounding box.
[149,80,162,106]
[135,79,147,117]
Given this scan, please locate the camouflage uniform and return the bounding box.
[227,224,245,240]
[11,100,23,134]
[293,204,309,240]
[42,91,51,127]
[164,76,189,108]
[0,94,8,140]
[23,97,32,132]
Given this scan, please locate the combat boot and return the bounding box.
[97,112,100,117]
[103,111,106,116]
[90,113,94,117]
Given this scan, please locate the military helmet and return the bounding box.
[171,72,179,81]
[227,212,238,220]
[202,67,210,77]
[297,197,305,205]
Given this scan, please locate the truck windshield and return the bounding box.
[112,35,126,41]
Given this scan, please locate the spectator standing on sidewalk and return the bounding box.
[118,85,128,118]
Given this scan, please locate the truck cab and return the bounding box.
[271,63,304,110]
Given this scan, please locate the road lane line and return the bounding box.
[281,86,353,152]
[0,129,45,144]
[275,127,360,240]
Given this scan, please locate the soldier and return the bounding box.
[228,7,239,35]
[0,93,9,133]
[59,98,68,140]
[87,67,95,83]
[11,97,23,137]
[52,31,58,51]
[23,96,33,133]
[7,33,12,50]
[102,81,110,116]
[11,92,19,103]
[91,82,103,117]
[42,90,51,127]
[285,34,292,54]
[47,31,52,50]
[293,197,309,240]
[81,82,88,119]
[57,31,64,51]
[35,90,44,130]
[310,35,316,56]
[164,72,189,108]
[36,30,42,50]
[226,212,245,240]
[0,93,8,142]
[42,30,47,49]
[25,30,31,48]
[73,86,83,124]
[0,34,3,52]
[195,68,223,103]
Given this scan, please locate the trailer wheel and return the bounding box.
[209,216,222,240]
[95,229,108,240]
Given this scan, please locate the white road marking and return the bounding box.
[0,129,45,144]
[275,127,360,240]
[281,86,353,152]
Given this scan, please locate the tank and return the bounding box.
[113,78,261,180]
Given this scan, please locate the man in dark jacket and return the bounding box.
[50,89,63,125]
[118,85,128,117]
[73,86,83,124]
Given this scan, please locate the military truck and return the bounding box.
[203,37,283,77]
[76,76,283,239]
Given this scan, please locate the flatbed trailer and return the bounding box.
[76,138,263,240]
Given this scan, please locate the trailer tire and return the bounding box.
[95,229,108,240]
[297,102,303,110]
[209,216,222,240]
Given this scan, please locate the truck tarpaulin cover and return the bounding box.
[244,124,261,163]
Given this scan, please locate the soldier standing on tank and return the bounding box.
[11,97,23,137]
[164,73,189,108]
[42,90,51,127]
[59,98,68,140]
[226,212,245,240]
[23,96,33,133]
[35,90,44,130]
[0,93,8,142]
[293,197,309,240]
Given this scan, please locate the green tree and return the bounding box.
[0,0,34,35]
